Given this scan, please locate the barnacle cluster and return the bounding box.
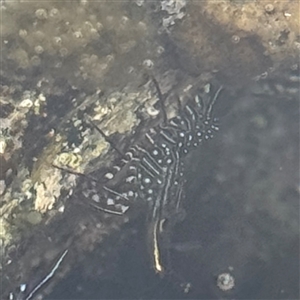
[1,1,164,94]
[161,0,187,28]
[201,0,300,61]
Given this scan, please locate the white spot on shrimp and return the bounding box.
[148,189,153,194]
[82,190,90,198]
[120,205,129,213]
[153,149,159,156]
[204,83,210,93]
[20,284,27,292]
[128,190,134,197]
[92,194,100,202]
[107,198,115,205]
[126,175,136,183]
[144,178,151,184]
[104,172,114,179]
[126,151,134,159]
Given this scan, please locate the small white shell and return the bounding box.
[143,59,154,69]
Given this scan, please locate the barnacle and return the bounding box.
[35,8,48,20]
[265,4,275,13]
[217,273,235,291]
[231,35,240,44]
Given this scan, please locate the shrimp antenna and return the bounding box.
[150,75,168,125]
[86,118,124,157]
